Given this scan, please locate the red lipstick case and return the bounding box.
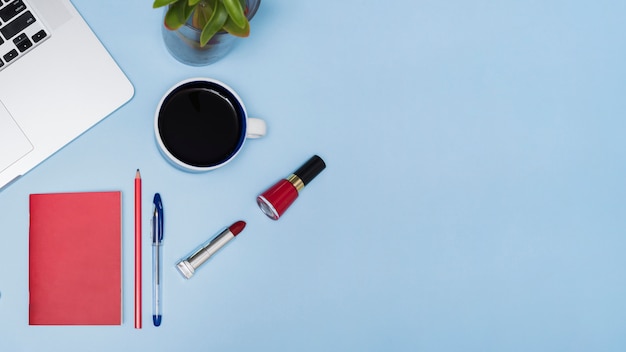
[257,155,326,220]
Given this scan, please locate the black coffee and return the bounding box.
[158,81,245,168]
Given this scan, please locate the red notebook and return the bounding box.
[29,191,122,325]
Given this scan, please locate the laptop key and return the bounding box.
[0,0,26,22]
[31,29,46,43]
[3,48,18,62]
[0,10,35,40]
[13,33,31,52]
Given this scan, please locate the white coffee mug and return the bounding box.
[154,78,266,172]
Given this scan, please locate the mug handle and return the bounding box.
[247,118,267,138]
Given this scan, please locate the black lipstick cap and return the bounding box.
[293,155,326,186]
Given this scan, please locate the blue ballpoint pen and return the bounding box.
[152,193,164,326]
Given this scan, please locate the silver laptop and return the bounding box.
[0,0,134,190]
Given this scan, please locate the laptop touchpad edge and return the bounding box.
[0,100,34,173]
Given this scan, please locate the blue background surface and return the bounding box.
[2,0,626,350]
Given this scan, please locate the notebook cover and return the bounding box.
[29,191,122,325]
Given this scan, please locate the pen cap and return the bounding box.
[152,193,163,242]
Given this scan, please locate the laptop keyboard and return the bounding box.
[0,0,49,71]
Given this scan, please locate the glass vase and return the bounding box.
[161,0,261,66]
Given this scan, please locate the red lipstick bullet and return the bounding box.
[257,155,326,220]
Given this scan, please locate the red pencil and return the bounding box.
[134,169,142,329]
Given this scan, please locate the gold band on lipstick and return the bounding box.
[286,174,305,192]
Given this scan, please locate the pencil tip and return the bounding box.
[136,169,141,178]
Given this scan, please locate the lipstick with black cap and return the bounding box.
[257,155,326,220]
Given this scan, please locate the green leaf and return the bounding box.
[153,0,179,9]
[188,0,202,6]
[222,0,246,29]
[163,1,187,30]
[192,0,215,28]
[238,0,247,14]
[181,1,194,22]
[200,1,229,46]
[223,16,249,37]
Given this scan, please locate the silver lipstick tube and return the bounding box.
[176,228,234,279]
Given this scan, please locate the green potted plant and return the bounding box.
[153,0,261,66]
